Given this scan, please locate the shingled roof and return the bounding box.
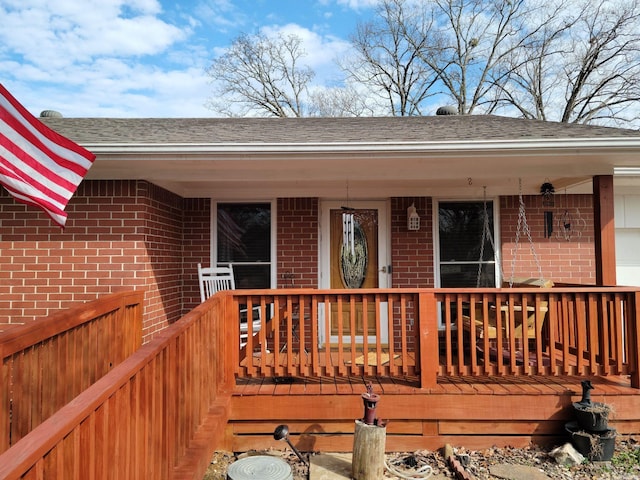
[41,115,640,145]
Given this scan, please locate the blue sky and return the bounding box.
[0,0,377,118]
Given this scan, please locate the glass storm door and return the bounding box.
[320,201,389,346]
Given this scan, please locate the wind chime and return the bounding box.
[342,208,355,257]
[540,180,555,238]
[342,180,355,257]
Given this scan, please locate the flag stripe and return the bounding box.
[0,175,68,226]
[0,145,68,209]
[0,83,95,228]
[0,118,82,192]
[0,93,92,179]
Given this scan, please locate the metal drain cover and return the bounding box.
[227,455,293,480]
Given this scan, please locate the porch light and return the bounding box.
[407,203,420,231]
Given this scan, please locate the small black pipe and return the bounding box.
[273,424,309,466]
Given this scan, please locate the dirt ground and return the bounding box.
[203,436,640,479]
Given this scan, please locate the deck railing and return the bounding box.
[0,290,144,455]
[230,287,640,389]
[0,294,231,480]
[0,286,638,479]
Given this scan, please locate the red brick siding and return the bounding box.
[0,180,144,321]
[0,180,212,341]
[277,198,318,288]
[138,182,184,339]
[500,194,595,284]
[391,197,434,288]
[182,198,212,312]
[0,184,597,344]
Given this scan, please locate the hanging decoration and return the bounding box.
[339,179,367,288]
[540,180,555,206]
[340,217,368,288]
[342,209,355,256]
[544,211,554,238]
[342,179,355,256]
[556,189,586,241]
[540,180,555,238]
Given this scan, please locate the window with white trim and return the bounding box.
[215,202,272,289]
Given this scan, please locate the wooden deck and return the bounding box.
[2,287,639,479]
[228,374,640,452]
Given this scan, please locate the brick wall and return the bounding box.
[500,194,595,284]
[0,185,597,343]
[391,197,434,287]
[0,180,212,341]
[182,198,212,312]
[138,182,185,339]
[277,198,318,288]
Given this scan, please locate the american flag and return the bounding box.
[0,84,95,228]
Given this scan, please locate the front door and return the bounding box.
[320,201,390,345]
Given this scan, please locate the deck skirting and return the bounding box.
[226,375,640,452]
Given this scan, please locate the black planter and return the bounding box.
[573,402,611,432]
[565,421,616,461]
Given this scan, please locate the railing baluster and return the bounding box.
[273,296,283,377]
[349,296,357,376]
[324,295,332,376]
[614,293,625,375]
[631,292,640,388]
[375,294,383,377]
[574,293,586,375]
[400,294,409,376]
[309,296,318,376]
[444,294,453,375]
[387,295,397,377]
[535,293,545,375]
[587,294,598,375]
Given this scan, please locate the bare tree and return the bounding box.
[342,0,441,116]
[420,0,563,115]
[206,32,314,117]
[307,86,377,117]
[497,0,640,126]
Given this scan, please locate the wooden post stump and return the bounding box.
[352,419,386,480]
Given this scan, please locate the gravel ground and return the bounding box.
[204,436,640,479]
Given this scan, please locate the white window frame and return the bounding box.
[211,199,277,288]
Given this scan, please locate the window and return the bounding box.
[215,202,272,289]
[437,200,497,288]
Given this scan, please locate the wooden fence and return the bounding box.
[0,293,231,480]
[0,290,144,455]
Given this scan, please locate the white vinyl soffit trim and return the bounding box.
[83,137,640,154]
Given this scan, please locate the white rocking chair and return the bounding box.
[197,263,262,348]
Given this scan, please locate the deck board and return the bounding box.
[234,374,633,396]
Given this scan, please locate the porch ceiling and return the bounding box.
[84,142,632,198]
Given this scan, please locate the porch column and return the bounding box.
[593,175,617,286]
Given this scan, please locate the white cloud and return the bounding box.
[334,0,379,10]
[0,0,208,116]
[0,0,187,69]
[0,0,367,117]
